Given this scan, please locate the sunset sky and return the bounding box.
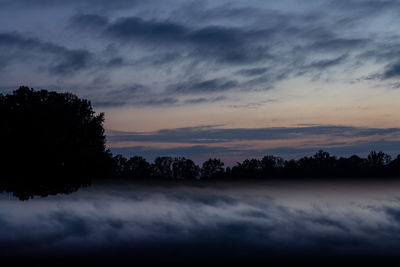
[1,0,400,164]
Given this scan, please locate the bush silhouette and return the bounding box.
[0,86,112,199]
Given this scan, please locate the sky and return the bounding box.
[1,0,400,163]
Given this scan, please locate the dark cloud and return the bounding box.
[103,16,274,64]
[168,78,238,94]
[226,99,276,109]
[94,97,179,108]
[385,207,400,223]
[184,96,226,104]
[92,87,227,108]
[107,125,400,144]
[0,32,92,75]
[140,97,178,106]
[106,57,125,67]
[70,11,373,88]
[237,67,268,77]
[104,17,187,45]
[2,1,392,95]
[68,14,109,30]
[327,0,400,14]
[139,52,183,65]
[50,49,92,75]
[306,54,348,70]
[0,0,146,11]
[106,84,147,97]
[65,8,384,88]
[383,62,400,79]
[104,16,245,47]
[310,38,368,52]
[65,12,275,65]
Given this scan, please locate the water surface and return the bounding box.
[2,179,400,264]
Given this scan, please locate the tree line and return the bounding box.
[110,150,400,180]
[1,87,399,200]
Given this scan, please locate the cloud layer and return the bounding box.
[1,0,400,103]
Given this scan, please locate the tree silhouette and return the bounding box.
[231,159,262,178]
[0,86,111,200]
[336,155,366,177]
[389,155,400,174]
[112,154,129,177]
[261,155,284,177]
[125,156,152,179]
[172,157,199,180]
[367,151,391,168]
[152,157,173,179]
[107,150,400,182]
[201,158,225,179]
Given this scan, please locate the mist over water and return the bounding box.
[2,179,400,264]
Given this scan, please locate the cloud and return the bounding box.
[68,14,109,30]
[2,0,400,143]
[71,11,371,88]
[107,125,400,144]
[385,207,400,224]
[105,17,188,43]
[62,4,400,90]
[50,50,92,75]
[0,0,146,11]
[0,32,92,75]
[2,1,392,99]
[92,86,228,107]
[310,38,368,52]
[168,78,239,94]
[327,0,400,15]
[226,99,276,109]
[237,67,268,77]
[102,16,274,65]
[383,62,400,79]
[106,84,146,97]
[184,96,226,104]
[94,97,179,108]
[305,54,348,70]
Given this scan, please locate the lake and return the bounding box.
[1,179,400,264]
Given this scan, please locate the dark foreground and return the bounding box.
[2,179,400,265]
